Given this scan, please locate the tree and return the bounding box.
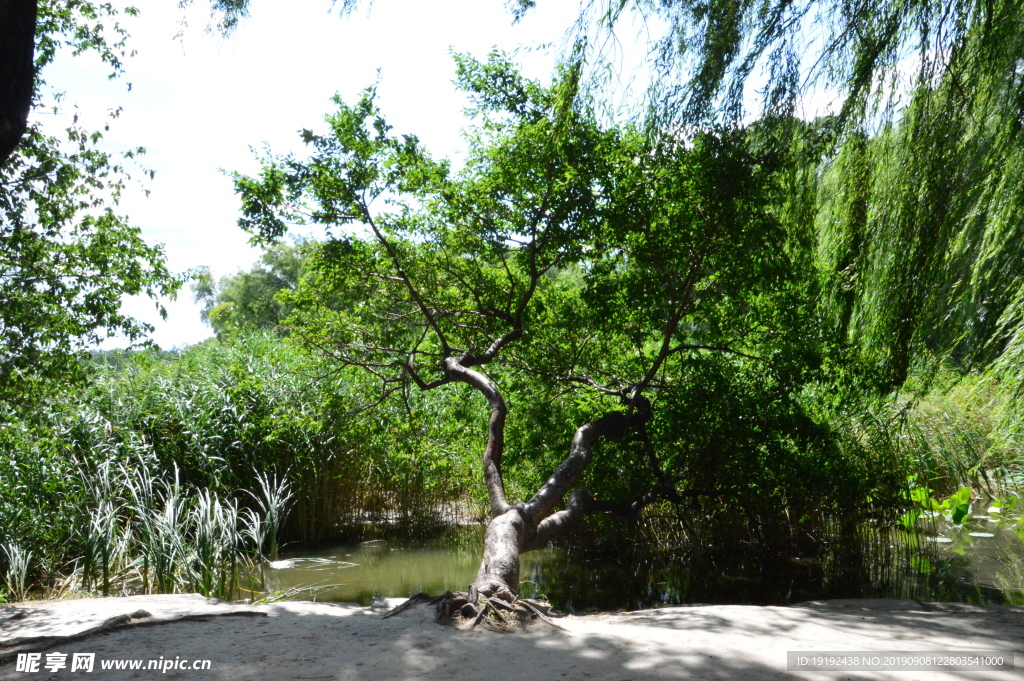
[0,0,37,165]
[134,0,1024,399]
[0,117,180,408]
[0,2,180,408]
[192,240,312,339]
[575,0,1024,394]
[233,54,864,618]
[0,0,141,167]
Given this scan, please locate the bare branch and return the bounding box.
[668,343,762,361]
[346,384,405,416]
[459,329,523,367]
[359,205,451,356]
[506,355,631,396]
[403,354,452,391]
[523,409,638,523]
[627,257,704,410]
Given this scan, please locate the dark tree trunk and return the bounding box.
[0,0,37,166]
[458,385,638,599]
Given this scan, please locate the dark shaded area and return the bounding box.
[0,0,36,166]
[269,521,1024,613]
[532,531,1024,612]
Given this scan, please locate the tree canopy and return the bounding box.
[231,53,888,602]
[0,1,180,408]
[585,0,1024,398]
[172,0,1024,402]
[192,240,313,339]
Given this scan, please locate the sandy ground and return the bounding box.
[1,595,1022,680]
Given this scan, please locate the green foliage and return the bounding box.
[0,1,180,409]
[0,124,179,408]
[192,240,313,339]
[35,1,138,80]
[1,543,32,602]
[813,70,1024,390]
[605,1,1024,399]
[0,333,486,598]
[596,0,1024,133]
[230,53,902,549]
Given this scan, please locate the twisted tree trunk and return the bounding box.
[446,349,642,600]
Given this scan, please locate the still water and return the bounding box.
[257,510,1024,612]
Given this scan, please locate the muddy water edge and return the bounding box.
[256,510,1024,611]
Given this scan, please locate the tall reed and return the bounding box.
[249,471,292,562]
[63,456,295,600]
[0,332,482,599]
[1,543,32,602]
[884,371,1023,498]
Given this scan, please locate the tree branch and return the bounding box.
[360,206,451,356]
[627,257,704,411]
[459,328,522,367]
[522,409,641,523]
[443,356,512,517]
[403,354,452,391]
[668,343,761,361]
[522,489,591,552]
[523,484,733,552]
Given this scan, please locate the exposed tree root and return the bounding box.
[381,591,565,631]
[379,592,436,619]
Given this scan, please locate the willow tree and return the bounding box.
[564,0,1024,396]
[232,53,866,618]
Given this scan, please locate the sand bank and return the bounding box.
[2,594,1022,680]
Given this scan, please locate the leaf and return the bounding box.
[909,486,931,507]
[949,503,971,525]
[900,508,922,529]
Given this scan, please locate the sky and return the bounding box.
[37,1,857,352]
[40,0,586,350]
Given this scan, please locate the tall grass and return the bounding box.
[249,472,292,561]
[863,371,1024,499]
[2,543,32,602]
[0,333,479,601]
[67,459,292,600]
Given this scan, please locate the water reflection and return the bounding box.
[260,532,557,605]
[257,514,1024,612]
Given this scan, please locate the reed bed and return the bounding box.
[2,337,1020,606]
[0,334,480,602]
[50,459,290,601]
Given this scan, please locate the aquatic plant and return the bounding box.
[249,471,292,562]
[1,543,32,603]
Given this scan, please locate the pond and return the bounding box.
[256,508,1024,612]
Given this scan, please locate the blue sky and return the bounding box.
[40,0,585,349]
